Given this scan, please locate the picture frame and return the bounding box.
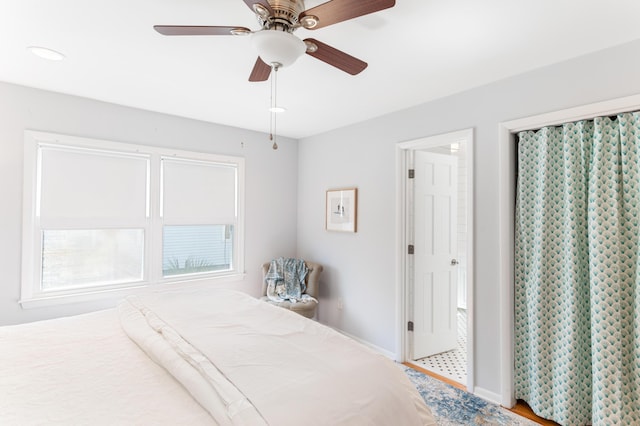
[325,188,357,233]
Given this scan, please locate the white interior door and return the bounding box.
[413,150,458,359]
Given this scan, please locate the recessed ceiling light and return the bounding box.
[269,106,286,113]
[27,46,65,61]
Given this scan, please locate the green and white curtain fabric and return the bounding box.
[515,112,640,425]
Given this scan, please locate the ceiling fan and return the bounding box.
[154,0,396,81]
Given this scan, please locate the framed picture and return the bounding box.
[325,188,357,232]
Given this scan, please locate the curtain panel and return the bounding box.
[515,112,640,425]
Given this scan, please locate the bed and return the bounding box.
[0,288,435,425]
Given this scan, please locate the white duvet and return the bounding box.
[1,288,435,425]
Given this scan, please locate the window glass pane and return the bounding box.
[41,229,144,291]
[163,225,233,277]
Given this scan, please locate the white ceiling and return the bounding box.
[2,0,640,139]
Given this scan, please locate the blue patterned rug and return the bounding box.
[402,366,537,425]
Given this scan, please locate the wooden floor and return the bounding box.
[510,400,560,426]
[403,363,559,425]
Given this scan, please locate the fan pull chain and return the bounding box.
[269,64,279,150]
[269,64,273,141]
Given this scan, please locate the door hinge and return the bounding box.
[408,244,414,255]
[407,321,414,332]
[408,169,415,179]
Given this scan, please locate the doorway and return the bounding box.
[396,129,474,392]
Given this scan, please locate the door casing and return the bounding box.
[395,128,475,393]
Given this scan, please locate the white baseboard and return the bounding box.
[329,326,505,407]
[331,327,396,360]
[473,386,504,406]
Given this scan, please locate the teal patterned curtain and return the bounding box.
[515,112,640,425]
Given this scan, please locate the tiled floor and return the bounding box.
[413,308,467,384]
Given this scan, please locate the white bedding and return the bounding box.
[1,288,435,425]
[0,308,214,425]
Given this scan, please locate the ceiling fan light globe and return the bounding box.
[251,30,306,68]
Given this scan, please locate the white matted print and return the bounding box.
[326,188,357,232]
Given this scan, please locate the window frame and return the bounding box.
[21,130,245,308]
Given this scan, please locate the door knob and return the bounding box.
[451,259,459,266]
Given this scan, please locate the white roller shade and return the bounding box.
[39,145,149,221]
[162,158,237,224]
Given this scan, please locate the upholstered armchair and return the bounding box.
[260,260,323,319]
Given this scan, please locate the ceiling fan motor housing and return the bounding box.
[258,0,306,31]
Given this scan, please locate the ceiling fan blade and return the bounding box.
[242,0,274,17]
[154,25,250,36]
[300,0,395,30]
[249,57,272,82]
[304,38,367,75]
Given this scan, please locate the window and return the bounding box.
[160,157,238,278]
[21,131,244,306]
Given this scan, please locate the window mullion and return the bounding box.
[148,153,162,284]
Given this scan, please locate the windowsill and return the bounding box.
[19,273,246,309]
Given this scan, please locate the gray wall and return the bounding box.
[0,82,299,325]
[296,39,640,397]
